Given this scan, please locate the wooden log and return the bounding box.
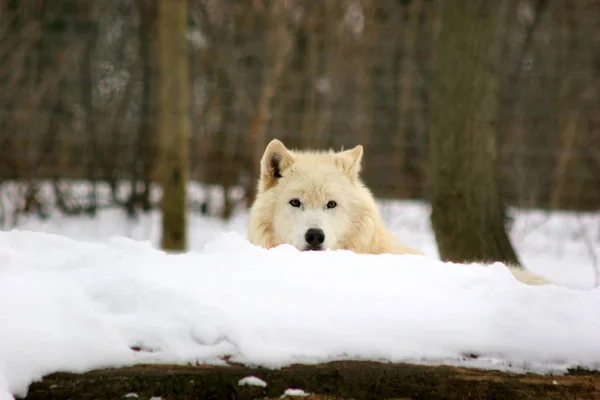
[22,361,600,400]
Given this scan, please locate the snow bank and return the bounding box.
[1,230,599,400]
[12,199,600,289]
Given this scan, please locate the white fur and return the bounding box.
[248,139,553,286]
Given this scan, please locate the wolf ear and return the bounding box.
[259,139,294,191]
[336,145,363,180]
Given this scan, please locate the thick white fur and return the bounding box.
[248,139,553,286]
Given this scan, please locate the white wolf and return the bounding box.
[248,139,552,286]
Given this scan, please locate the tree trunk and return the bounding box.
[158,0,189,252]
[428,0,520,266]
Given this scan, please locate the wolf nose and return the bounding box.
[305,228,325,247]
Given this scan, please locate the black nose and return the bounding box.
[305,228,325,247]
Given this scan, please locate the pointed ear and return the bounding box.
[259,139,294,191]
[335,145,363,180]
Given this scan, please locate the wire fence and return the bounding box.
[0,0,599,223]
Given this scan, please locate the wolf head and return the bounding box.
[249,139,378,252]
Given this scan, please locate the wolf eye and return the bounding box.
[289,198,301,208]
[326,200,337,209]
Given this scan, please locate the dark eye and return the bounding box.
[289,198,301,208]
[326,200,337,209]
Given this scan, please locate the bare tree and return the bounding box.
[247,0,293,206]
[126,0,157,216]
[427,0,521,266]
[550,0,592,211]
[396,0,423,197]
[157,0,189,251]
[1,0,598,217]
[81,0,98,215]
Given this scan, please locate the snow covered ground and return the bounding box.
[0,183,599,400]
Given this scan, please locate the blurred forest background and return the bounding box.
[0,0,598,227]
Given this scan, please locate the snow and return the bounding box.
[238,376,268,387]
[282,388,310,397]
[0,191,599,400]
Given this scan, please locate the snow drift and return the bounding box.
[0,229,599,400]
